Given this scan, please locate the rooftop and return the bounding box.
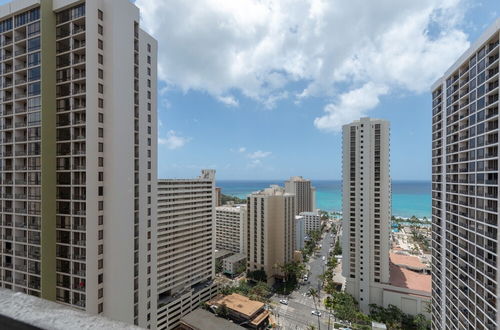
[214,249,233,260]
[389,262,431,294]
[224,253,246,263]
[251,185,292,197]
[390,253,428,270]
[180,309,245,330]
[211,293,264,317]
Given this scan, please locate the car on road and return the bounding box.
[322,256,326,261]
[311,310,322,317]
[279,299,288,305]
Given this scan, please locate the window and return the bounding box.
[98,128,103,138]
[98,143,103,152]
[27,21,40,37]
[98,98,104,108]
[147,79,151,88]
[98,186,103,196]
[27,36,40,51]
[98,215,103,225]
[147,43,151,52]
[98,157,103,167]
[147,55,151,64]
[147,67,151,76]
[98,24,103,35]
[98,9,103,20]
[98,69,103,79]
[98,303,103,313]
[28,97,41,111]
[147,91,151,99]
[98,54,103,64]
[28,67,40,81]
[98,245,103,255]
[27,52,40,67]
[98,113,104,123]
[98,288,103,298]
[98,84,104,93]
[98,273,103,284]
[98,172,104,181]
[98,39,103,50]
[28,82,41,96]
[98,259,103,269]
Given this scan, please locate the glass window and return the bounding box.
[28,97,41,111]
[28,82,41,96]
[28,67,40,81]
[27,21,40,37]
[27,52,40,67]
[27,37,40,52]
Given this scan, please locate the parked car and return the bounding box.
[279,299,288,305]
[311,310,322,317]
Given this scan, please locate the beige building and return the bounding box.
[215,204,246,254]
[0,0,157,328]
[342,118,430,318]
[431,19,499,330]
[285,176,315,214]
[342,117,391,313]
[246,185,295,284]
[156,170,218,330]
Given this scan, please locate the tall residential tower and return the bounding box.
[156,170,218,330]
[342,117,391,313]
[431,19,499,330]
[246,185,295,284]
[285,176,316,214]
[0,0,157,328]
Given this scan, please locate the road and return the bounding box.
[270,223,341,329]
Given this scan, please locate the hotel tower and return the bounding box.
[431,19,499,330]
[0,0,158,328]
[342,117,391,313]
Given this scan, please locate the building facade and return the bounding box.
[294,215,306,250]
[246,185,295,284]
[342,117,391,313]
[215,204,246,254]
[0,0,157,328]
[156,170,218,330]
[299,211,320,235]
[431,19,499,330]
[284,176,315,214]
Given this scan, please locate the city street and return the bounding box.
[270,223,342,329]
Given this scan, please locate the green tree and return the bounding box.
[413,314,431,330]
[247,269,267,282]
[215,259,223,273]
[216,303,229,318]
[309,288,321,330]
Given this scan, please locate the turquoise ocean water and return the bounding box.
[217,180,431,218]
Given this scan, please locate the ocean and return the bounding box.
[216,180,431,218]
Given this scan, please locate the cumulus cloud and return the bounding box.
[136,0,470,131]
[158,130,191,150]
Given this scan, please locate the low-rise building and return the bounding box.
[223,254,246,276]
[178,309,245,330]
[209,294,270,329]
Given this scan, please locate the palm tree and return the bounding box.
[308,288,321,330]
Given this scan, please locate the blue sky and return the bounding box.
[3,0,497,180]
[132,0,498,180]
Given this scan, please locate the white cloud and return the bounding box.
[247,150,272,159]
[136,0,470,130]
[314,83,389,132]
[158,130,191,149]
[217,95,239,107]
[238,147,246,153]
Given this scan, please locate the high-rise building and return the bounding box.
[342,117,391,313]
[285,176,315,214]
[156,170,218,330]
[215,187,221,207]
[431,19,499,330]
[299,211,321,235]
[215,203,246,254]
[0,0,157,328]
[246,185,295,284]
